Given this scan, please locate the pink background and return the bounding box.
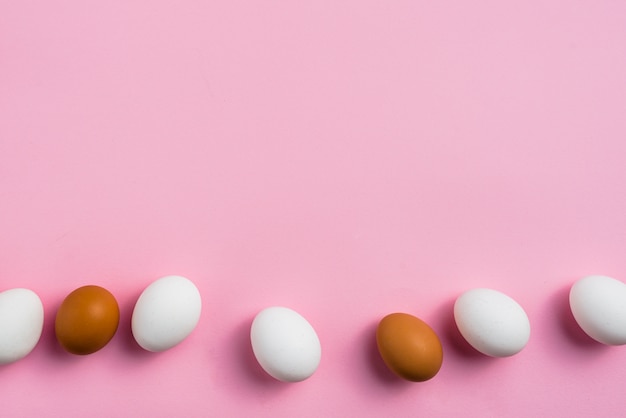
[2,1,626,416]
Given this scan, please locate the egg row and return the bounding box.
[0,275,201,365]
[2,275,626,383]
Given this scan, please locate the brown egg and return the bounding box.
[376,312,443,382]
[55,285,120,355]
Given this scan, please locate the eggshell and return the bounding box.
[569,275,626,345]
[376,313,443,382]
[55,285,120,355]
[131,275,202,352]
[454,288,530,357]
[250,306,321,382]
[0,288,44,365]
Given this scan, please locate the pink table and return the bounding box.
[2,1,626,416]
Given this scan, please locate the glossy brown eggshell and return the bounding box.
[55,285,120,355]
[376,312,443,382]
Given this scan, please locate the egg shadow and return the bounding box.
[551,284,607,350]
[360,320,412,387]
[0,303,63,370]
[114,291,157,360]
[229,316,291,391]
[0,361,15,370]
[433,297,495,362]
[39,301,82,365]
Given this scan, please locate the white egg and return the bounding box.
[0,288,44,364]
[569,275,626,345]
[131,275,202,352]
[250,306,321,382]
[454,288,531,357]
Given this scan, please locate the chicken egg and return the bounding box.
[131,275,202,352]
[454,288,530,357]
[569,275,626,345]
[0,288,44,364]
[55,285,120,355]
[376,313,443,382]
[250,306,321,382]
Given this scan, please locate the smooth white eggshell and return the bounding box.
[569,275,626,345]
[454,288,531,357]
[250,306,321,382]
[132,275,202,352]
[0,288,44,364]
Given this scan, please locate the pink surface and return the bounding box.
[1,1,626,416]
